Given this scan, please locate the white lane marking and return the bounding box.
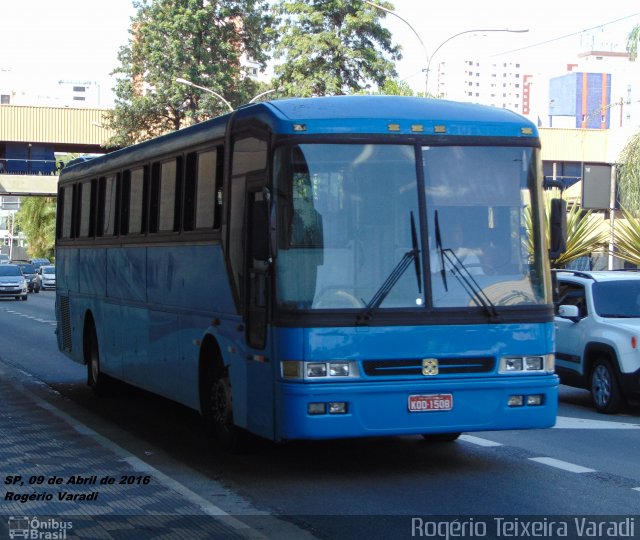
[554,416,640,429]
[529,457,596,473]
[460,434,503,447]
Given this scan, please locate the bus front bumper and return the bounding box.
[275,375,559,441]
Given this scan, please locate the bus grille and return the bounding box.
[59,295,72,353]
[362,357,494,377]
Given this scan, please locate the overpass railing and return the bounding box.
[0,159,62,176]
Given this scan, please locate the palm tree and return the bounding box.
[627,24,640,60]
[525,192,608,268]
[612,206,640,265]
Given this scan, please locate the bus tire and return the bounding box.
[202,368,247,452]
[421,432,461,442]
[85,323,116,396]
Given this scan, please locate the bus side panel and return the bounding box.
[106,247,146,304]
[146,243,235,313]
[78,248,106,296]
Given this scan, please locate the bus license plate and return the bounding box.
[408,394,453,412]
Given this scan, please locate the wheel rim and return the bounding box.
[592,364,611,407]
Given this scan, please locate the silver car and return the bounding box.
[0,264,28,300]
[39,265,56,290]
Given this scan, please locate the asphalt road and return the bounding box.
[1,293,639,539]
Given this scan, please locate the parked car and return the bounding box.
[38,265,56,289]
[0,264,28,300]
[12,261,41,293]
[554,270,640,413]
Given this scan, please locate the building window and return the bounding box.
[73,86,87,92]
[1,95,10,104]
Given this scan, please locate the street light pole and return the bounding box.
[249,89,277,103]
[364,1,429,97]
[425,28,528,96]
[176,77,234,112]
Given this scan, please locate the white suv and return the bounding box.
[554,270,640,413]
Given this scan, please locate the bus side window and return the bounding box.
[159,159,178,233]
[149,163,160,233]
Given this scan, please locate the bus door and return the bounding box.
[229,130,274,439]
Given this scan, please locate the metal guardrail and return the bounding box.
[0,158,62,176]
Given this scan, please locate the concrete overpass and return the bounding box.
[0,105,114,196]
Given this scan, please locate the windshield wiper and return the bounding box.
[357,212,422,324]
[440,248,501,322]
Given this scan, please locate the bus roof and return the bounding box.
[258,95,537,138]
[60,96,537,182]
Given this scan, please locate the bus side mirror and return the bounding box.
[549,198,567,260]
[250,199,270,262]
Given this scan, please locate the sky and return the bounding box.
[0,0,638,106]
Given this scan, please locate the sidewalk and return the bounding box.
[0,361,310,539]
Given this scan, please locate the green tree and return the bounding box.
[105,0,274,146]
[271,0,401,97]
[14,197,56,260]
[617,132,640,215]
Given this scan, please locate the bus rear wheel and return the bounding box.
[86,325,116,396]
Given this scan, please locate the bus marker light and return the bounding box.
[387,123,401,132]
[329,402,348,414]
[308,403,326,415]
[521,127,533,135]
[293,123,307,132]
[434,125,446,133]
[411,124,424,133]
[508,395,524,407]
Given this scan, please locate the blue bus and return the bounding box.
[55,96,561,447]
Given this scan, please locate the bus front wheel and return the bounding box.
[203,370,247,451]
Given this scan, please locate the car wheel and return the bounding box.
[590,358,623,414]
[202,368,248,451]
[421,432,462,442]
[21,294,27,301]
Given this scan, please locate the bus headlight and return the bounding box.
[499,354,554,374]
[307,363,327,377]
[281,361,360,380]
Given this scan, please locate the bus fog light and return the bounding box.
[308,402,326,415]
[508,395,524,407]
[329,362,350,377]
[329,402,348,414]
[307,363,327,377]
[527,394,544,406]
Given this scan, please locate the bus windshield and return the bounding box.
[274,143,548,311]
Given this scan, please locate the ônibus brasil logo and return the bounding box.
[8,517,73,539]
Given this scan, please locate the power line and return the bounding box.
[492,13,639,57]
